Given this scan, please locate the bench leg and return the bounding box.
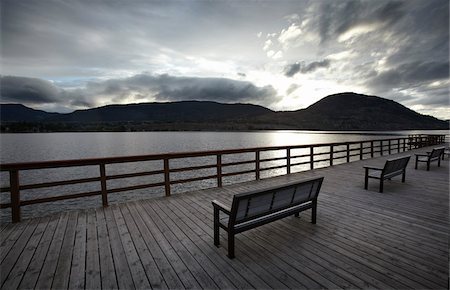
[213,208,220,247]
[311,200,317,224]
[438,158,441,167]
[364,168,369,190]
[379,179,384,193]
[227,232,235,259]
[402,171,406,183]
[427,161,430,171]
[415,157,418,169]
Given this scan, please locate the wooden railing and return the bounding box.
[0,135,445,222]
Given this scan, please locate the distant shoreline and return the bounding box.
[1,125,448,134]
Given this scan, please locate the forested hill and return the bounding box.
[1,93,448,131]
[253,92,448,130]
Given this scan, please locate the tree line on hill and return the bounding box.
[1,92,448,132]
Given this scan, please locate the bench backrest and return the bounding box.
[429,147,445,160]
[382,155,411,177]
[229,177,324,225]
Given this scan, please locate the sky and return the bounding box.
[1,0,449,119]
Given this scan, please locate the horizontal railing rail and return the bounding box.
[0,134,446,222]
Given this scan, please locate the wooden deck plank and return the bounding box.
[0,222,17,246]
[84,209,101,290]
[52,211,79,289]
[95,207,118,289]
[141,202,219,289]
[0,217,49,289]
[0,217,39,286]
[274,217,439,289]
[68,211,87,289]
[162,197,269,289]
[119,205,168,289]
[17,214,60,289]
[319,202,449,271]
[0,145,447,289]
[0,223,9,233]
[125,202,184,289]
[34,212,69,289]
[150,199,242,289]
[133,202,202,289]
[0,219,31,263]
[103,206,135,289]
[111,205,151,289]
[317,206,448,281]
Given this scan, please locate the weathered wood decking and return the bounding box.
[1,146,448,289]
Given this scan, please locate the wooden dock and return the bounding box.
[1,146,448,289]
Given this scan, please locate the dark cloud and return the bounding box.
[0,76,60,104]
[315,0,406,43]
[368,61,449,90]
[284,63,301,77]
[383,1,448,68]
[91,74,279,105]
[284,59,330,77]
[0,76,94,108]
[1,74,279,110]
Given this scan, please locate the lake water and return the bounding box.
[1,130,447,222]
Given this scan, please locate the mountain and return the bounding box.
[0,104,58,122]
[254,92,448,130]
[48,101,273,123]
[1,93,448,131]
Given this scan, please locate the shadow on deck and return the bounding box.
[1,146,448,289]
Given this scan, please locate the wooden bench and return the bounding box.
[212,177,324,258]
[415,147,445,171]
[364,155,411,193]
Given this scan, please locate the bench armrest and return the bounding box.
[415,153,429,157]
[212,200,231,215]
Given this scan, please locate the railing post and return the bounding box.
[403,138,406,152]
[360,142,363,160]
[310,147,314,170]
[286,148,291,174]
[346,143,350,163]
[388,140,391,155]
[255,150,260,180]
[164,158,171,196]
[99,163,108,207]
[329,145,334,166]
[380,141,383,156]
[216,154,222,187]
[371,141,374,158]
[397,139,400,153]
[10,170,21,223]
